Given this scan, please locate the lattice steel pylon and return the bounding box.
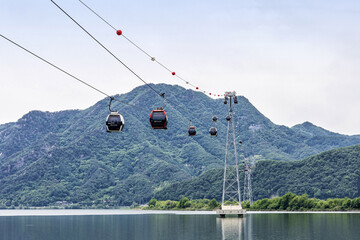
[239,140,253,206]
[243,155,254,205]
[221,91,242,210]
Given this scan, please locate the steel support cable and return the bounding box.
[52,0,201,124]
[1,33,197,128]
[0,34,148,112]
[79,0,153,60]
[78,0,117,31]
[76,0,221,96]
[77,0,154,61]
[51,0,163,98]
[1,37,196,128]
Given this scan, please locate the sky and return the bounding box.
[0,0,359,135]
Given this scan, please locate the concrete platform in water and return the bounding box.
[216,205,246,218]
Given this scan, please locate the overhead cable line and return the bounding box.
[77,0,223,97]
[50,0,163,98]
[0,34,147,111]
[51,0,200,123]
[77,0,153,60]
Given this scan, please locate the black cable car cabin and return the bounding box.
[209,127,217,136]
[188,126,197,136]
[150,110,168,129]
[106,112,124,132]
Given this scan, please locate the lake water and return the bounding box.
[1,210,360,240]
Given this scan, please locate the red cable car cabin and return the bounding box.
[150,110,168,129]
[188,126,196,136]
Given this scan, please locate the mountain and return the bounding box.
[292,121,339,137]
[291,121,359,153]
[0,83,360,206]
[155,144,360,201]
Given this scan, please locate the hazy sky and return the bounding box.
[1,0,359,135]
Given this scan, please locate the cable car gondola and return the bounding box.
[106,97,124,132]
[150,109,168,129]
[234,96,238,104]
[188,126,197,136]
[209,127,218,136]
[226,115,231,121]
[212,115,218,122]
[106,112,125,132]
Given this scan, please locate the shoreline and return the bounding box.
[0,209,216,216]
[1,209,360,217]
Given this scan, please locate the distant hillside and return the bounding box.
[291,121,359,152]
[1,83,360,206]
[155,144,360,201]
[292,121,339,137]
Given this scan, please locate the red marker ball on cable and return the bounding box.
[209,93,212,95]
[116,30,122,35]
[172,72,176,75]
[196,87,199,90]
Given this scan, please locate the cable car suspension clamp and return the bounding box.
[109,97,115,112]
[160,92,166,109]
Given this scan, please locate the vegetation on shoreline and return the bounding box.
[143,193,360,211]
[247,192,360,211]
[1,193,360,211]
[142,197,220,210]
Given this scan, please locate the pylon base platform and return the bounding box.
[216,208,246,218]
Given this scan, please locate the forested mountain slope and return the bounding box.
[0,84,359,206]
[155,144,360,201]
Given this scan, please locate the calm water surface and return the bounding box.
[1,210,360,240]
